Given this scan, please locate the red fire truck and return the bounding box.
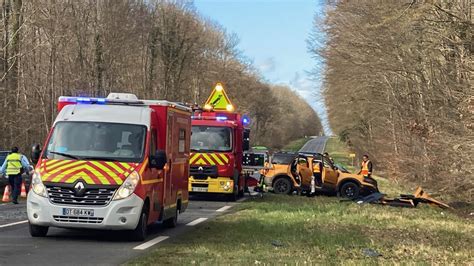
[27,93,191,240]
[188,83,250,201]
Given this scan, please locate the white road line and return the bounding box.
[216,205,232,212]
[0,220,28,228]
[133,236,169,250]
[186,217,207,226]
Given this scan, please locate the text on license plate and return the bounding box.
[62,208,94,217]
[192,187,208,192]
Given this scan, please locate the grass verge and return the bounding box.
[281,138,309,152]
[128,194,473,265]
[128,136,473,265]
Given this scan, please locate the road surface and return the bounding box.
[0,195,245,265]
[299,136,328,154]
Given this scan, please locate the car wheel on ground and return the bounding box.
[163,205,178,228]
[130,207,148,241]
[29,223,48,237]
[339,182,360,199]
[273,177,292,195]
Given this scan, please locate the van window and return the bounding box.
[45,122,147,163]
[179,129,186,153]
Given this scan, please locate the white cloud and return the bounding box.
[257,57,276,74]
[288,71,332,135]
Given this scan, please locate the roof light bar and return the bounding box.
[58,96,107,104]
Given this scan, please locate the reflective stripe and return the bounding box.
[361,160,370,175]
[6,153,22,175]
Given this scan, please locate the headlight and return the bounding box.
[31,172,47,197]
[113,171,140,200]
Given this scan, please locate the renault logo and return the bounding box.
[74,181,85,196]
[198,166,204,172]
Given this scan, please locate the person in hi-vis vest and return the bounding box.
[358,154,373,178]
[0,147,32,204]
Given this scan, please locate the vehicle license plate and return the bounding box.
[62,208,94,217]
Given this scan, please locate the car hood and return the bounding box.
[37,159,139,185]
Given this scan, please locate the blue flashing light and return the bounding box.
[59,96,106,104]
[216,116,227,121]
[77,97,91,102]
[242,115,250,126]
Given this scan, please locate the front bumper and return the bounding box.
[27,191,144,230]
[189,176,234,194]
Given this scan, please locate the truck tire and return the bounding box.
[163,206,178,228]
[29,223,48,237]
[227,189,238,202]
[273,177,292,195]
[340,182,360,199]
[130,208,148,241]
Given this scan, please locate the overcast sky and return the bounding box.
[194,0,330,134]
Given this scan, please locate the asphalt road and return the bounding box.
[0,195,246,265]
[299,136,329,154]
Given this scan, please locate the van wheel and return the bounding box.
[130,208,148,241]
[164,207,178,228]
[29,223,48,237]
[273,178,292,195]
[340,182,360,199]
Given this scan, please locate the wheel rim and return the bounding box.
[275,180,288,193]
[344,185,355,197]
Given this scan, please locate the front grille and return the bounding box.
[46,186,116,206]
[53,215,104,224]
[190,165,218,179]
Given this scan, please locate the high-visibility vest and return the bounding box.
[6,153,23,175]
[361,160,371,175]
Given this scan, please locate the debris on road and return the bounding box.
[362,248,382,257]
[354,187,450,209]
[271,240,285,247]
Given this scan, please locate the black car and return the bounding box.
[0,151,10,190]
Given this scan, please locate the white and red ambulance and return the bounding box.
[27,93,191,240]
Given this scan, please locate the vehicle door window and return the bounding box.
[323,157,334,170]
[178,129,186,153]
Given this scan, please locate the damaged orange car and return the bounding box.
[260,152,378,198]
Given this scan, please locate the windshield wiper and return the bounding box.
[48,151,82,160]
[81,156,119,162]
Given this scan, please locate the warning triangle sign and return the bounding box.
[204,83,234,111]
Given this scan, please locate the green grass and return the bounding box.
[324,136,354,170]
[128,136,473,265]
[129,195,473,265]
[281,138,309,152]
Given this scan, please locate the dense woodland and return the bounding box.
[0,0,322,153]
[311,1,472,201]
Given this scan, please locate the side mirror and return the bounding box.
[31,144,42,164]
[149,150,167,169]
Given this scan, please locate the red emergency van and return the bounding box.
[188,83,250,201]
[27,93,191,240]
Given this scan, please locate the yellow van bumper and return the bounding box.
[189,176,234,194]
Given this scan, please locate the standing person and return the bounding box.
[0,147,32,204]
[358,154,373,178]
